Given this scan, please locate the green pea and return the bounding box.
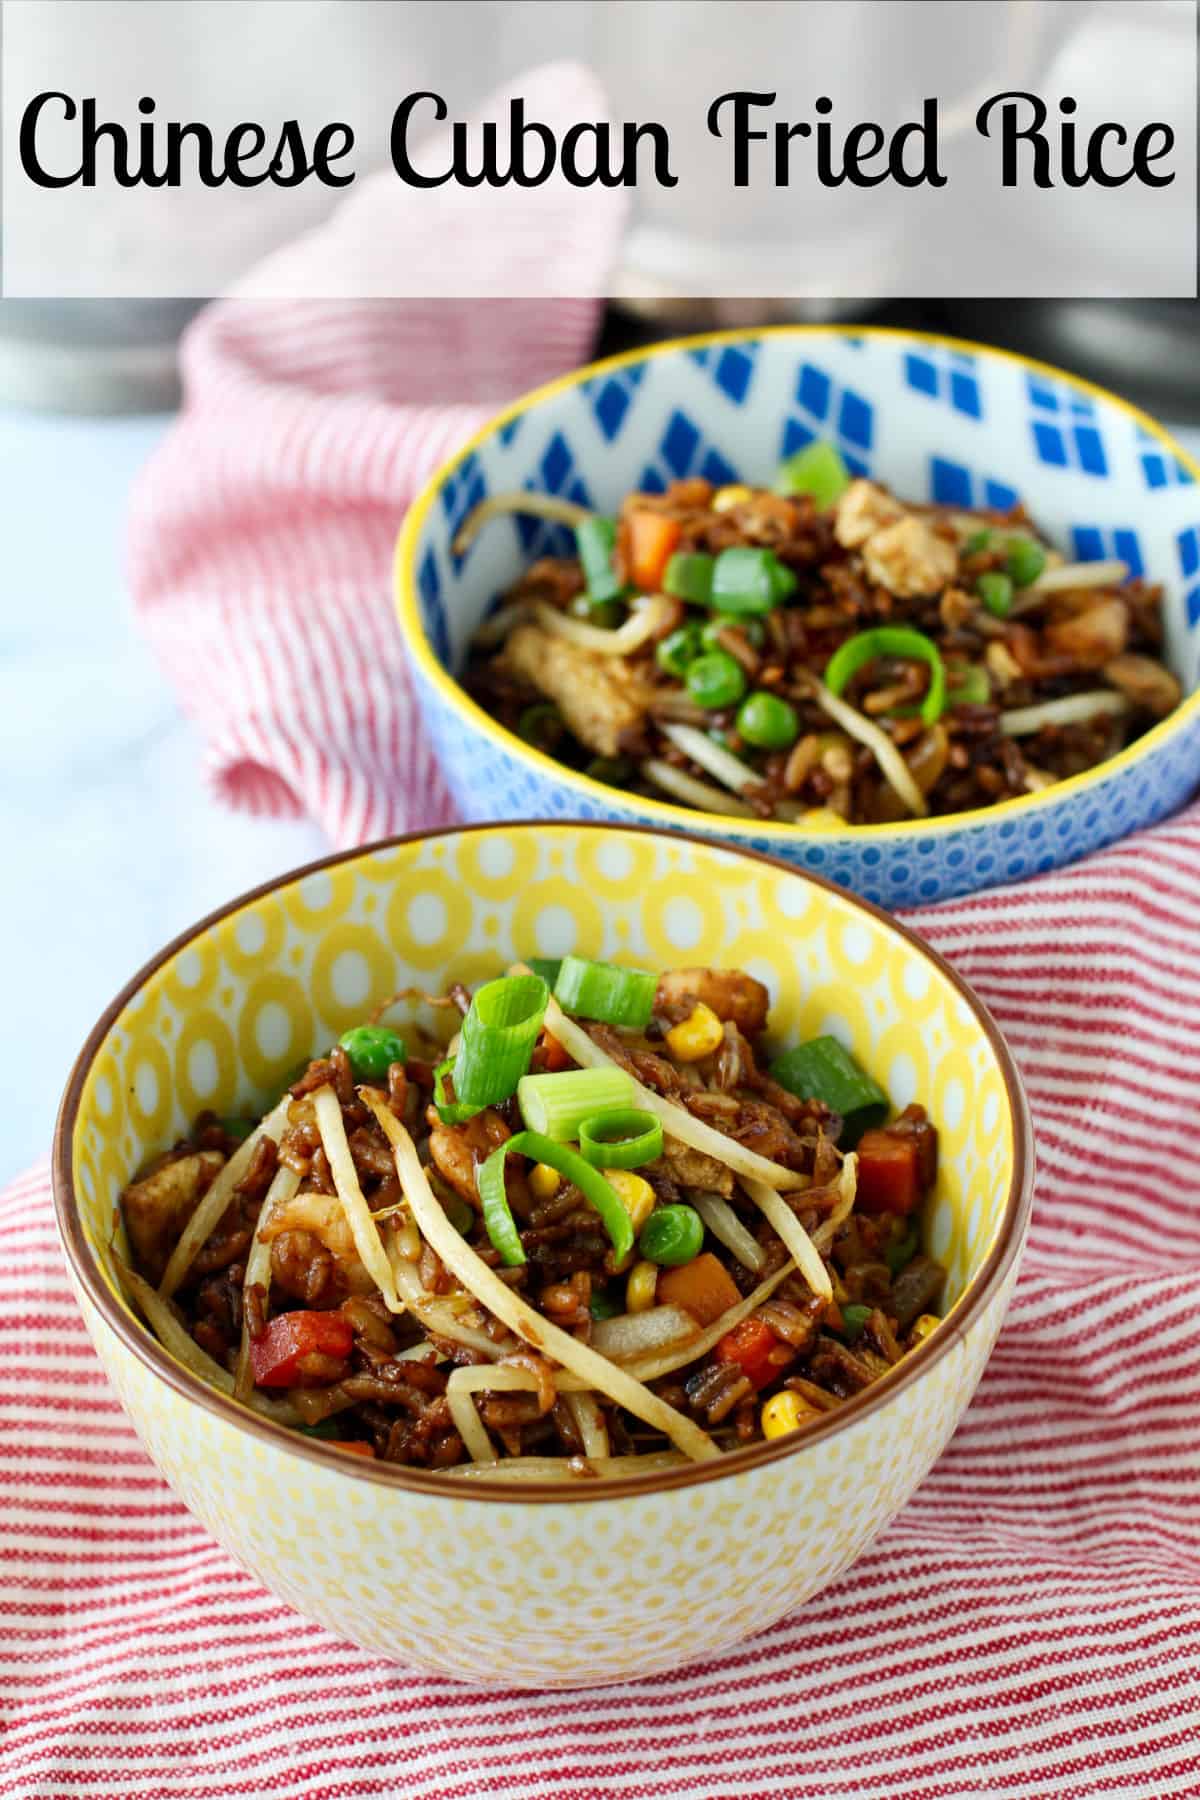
[638,1203,704,1266]
[589,1286,622,1321]
[656,622,702,678]
[685,650,747,710]
[976,572,1013,618]
[700,613,766,651]
[1005,537,1047,589]
[840,1302,872,1343]
[338,1025,408,1081]
[736,691,799,750]
[962,528,993,556]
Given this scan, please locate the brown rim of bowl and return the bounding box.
[53,819,1034,1505]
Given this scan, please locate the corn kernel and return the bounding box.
[910,1313,940,1346]
[625,1259,660,1313]
[528,1162,561,1201]
[760,1391,819,1439]
[605,1169,656,1235]
[712,483,752,513]
[666,1001,725,1063]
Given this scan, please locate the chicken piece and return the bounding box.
[1102,652,1181,718]
[122,1151,224,1284]
[1043,597,1128,668]
[861,516,958,598]
[503,624,650,758]
[655,967,770,1037]
[834,479,905,549]
[661,1138,735,1197]
[258,1188,374,1294]
[427,1108,531,1214]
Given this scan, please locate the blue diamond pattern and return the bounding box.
[405,329,1200,909]
[1070,524,1144,575]
[1025,375,1108,477]
[687,342,760,405]
[582,364,646,442]
[903,350,982,421]
[930,456,1020,512]
[639,408,738,492]
[780,362,872,475]
[418,548,450,665]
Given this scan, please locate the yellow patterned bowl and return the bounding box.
[54,823,1033,1688]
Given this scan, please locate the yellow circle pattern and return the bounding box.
[67,825,1021,1687]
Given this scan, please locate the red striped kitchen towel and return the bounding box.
[127,60,626,847]
[26,51,1197,1797]
[8,801,1200,1797]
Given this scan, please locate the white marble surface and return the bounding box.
[1,409,327,1183]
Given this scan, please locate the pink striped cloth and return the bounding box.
[9,802,1200,1796]
[16,68,1196,1791]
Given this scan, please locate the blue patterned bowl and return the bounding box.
[396,327,1200,908]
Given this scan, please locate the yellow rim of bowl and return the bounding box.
[394,322,1200,844]
[54,821,1035,1505]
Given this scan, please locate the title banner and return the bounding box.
[2,0,1196,299]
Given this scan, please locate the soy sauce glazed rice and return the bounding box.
[461,444,1181,824]
[119,959,947,1480]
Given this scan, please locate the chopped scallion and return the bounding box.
[773,440,851,508]
[768,1035,889,1149]
[575,515,623,604]
[663,551,716,606]
[454,974,548,1109]
[824,627,947,726]
[578,1108,664,1170]
[517,1067,637,1140]
[553,955,658,1031]
[477,1131,635,1266]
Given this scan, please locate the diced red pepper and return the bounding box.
[627,510,682,592]
[715,1316,783,1390]
[855,1130,921,1216]
[249,1310,354,1388]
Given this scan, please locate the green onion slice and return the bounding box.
[433,1059,483,1126]
[578,1109,664,1170]
[454,974,548,1109]
[710,546,793,616]
[575,515,623,604]
[517,1066,636,1140]
[526,957,563,990]
[773,440,851,508]
[663,551,715,606]
[477,1131,635,1266]
[553,955,657,1031]
[824,627,947,726]
[768,1035,889,1150]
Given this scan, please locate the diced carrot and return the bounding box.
[855,1130,921,1216]
[334,1441,376,1458]
[657,1252,741,1327]
[627,510,682,592]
